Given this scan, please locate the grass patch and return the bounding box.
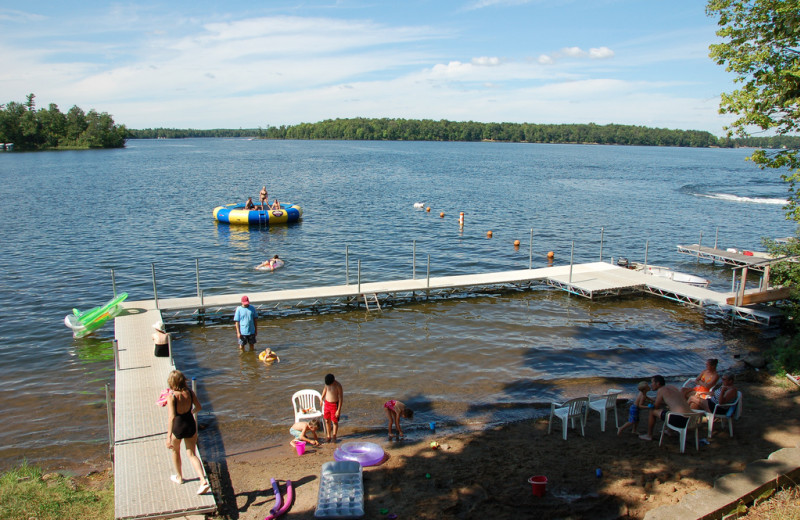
[0,462,113,520]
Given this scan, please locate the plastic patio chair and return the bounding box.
[587,389,622,432]
[658,411,704,453]
[292,389,323,423]
[702,391,742,439]
[548,397,589,440]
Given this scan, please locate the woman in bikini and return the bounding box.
[682,358,720,400]
[165,369,210,495]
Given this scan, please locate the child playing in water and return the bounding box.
[258,348,279,364]
[384,399,413,440]
[290,418,321,447]
[617,381,652,435]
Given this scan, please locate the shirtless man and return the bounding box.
[639,374,692,441]
[320,373,343,443]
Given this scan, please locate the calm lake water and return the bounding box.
[0,139,793,470]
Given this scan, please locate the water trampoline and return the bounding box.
[213,202,302,225]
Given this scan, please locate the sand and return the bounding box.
[197,372,800,520]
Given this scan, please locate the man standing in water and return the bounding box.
[639,374,691,441]
[234,295,258,351]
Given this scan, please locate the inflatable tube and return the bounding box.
[65,293,128,338]
[269,478,282,516]
[264,480,293,520]
[255,259,284,271]
[214,202,302,226]
[333,442,385,467]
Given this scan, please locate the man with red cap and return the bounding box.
[234,295,258,351]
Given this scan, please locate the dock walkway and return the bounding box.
[113,309,216,519]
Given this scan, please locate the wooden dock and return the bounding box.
[676,244,773,272]
[111,261,782,517]
[113,309,216,519]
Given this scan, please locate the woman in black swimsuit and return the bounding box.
[165,369,210,494]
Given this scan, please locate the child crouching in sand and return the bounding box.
[290,418,321,446]
[618,381,652,435]
[384,399,413,439]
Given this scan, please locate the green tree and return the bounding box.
[707,0,800,216]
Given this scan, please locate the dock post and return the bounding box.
[113,338,119,370]
[192,378,198,422]
[105,383,114,460]
[644,240,649,270]
[168,333,173,367]
[195,259,201,298]
[697,232,703,263]
[738,267,748,305]
[529,229,533,269]
[599,227,604,262]
[569,241,574,283]
[111,268,117,298]
[346,245,350,285]
[151,263,159,310]
[357,259,361,297]
[714,227,719,249]
[731,270,736,293]
[427,255,431,299]
[413,240,416,279]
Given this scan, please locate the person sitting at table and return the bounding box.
[682,358,720,400]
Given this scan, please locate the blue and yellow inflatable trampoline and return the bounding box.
[213,202,303,225]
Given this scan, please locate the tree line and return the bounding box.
[0,94,127,150]
[128,118,799,149]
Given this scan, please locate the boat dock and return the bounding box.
[111,260,782,518]
[113,309,216,519]
[676,244,772,271]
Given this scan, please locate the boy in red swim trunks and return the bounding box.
[320,373,343,443]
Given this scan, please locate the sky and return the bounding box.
[0,1,738,134]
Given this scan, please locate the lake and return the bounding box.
[0,139,793,469]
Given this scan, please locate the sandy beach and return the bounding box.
[191,372,800,520]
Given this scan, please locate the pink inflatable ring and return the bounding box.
[333,442,385,467]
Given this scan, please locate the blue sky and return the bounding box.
[0,1,737,133]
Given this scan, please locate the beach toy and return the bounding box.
[265,479,293,520]
[429,421,436,432]
[425,473,431,479]
[430,441,439,450]
[156,389,172,407]
[380,509,389,515]
[315,461,364,518]
[529,475,547,497]
[596,468,602,478]
[64,292,128,338]
[255,259,285,271]
[333,442,384,467]
[295,441,306,456]
[270,478,283,516]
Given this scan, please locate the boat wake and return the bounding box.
[697,192,786,205]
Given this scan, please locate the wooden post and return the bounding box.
[737,267,748,306]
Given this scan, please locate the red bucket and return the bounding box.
[528,475,547,497]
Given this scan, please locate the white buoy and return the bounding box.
[413,202,425,208]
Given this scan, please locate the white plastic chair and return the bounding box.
[702,391,742,439]
[548,397,588,440]
[658,411,704,453]
[292,389,323,423]
[587,389,622,432]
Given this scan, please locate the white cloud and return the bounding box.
[472,56,501,66]
[589,46,614,59]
